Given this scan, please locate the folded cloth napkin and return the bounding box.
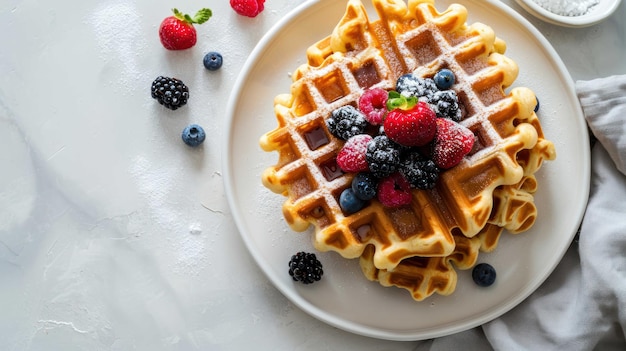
[414,75,626,350]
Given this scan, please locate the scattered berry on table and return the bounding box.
[400,151,440,190]
[151,76,189,110]
[337,134,372,173]
[203,52,223,71]
[181,124,206,147]
[472,263,496,287]
[377,172,412,207]
[384,101,437,147]
[159,8,212,50]
[288,252,323,284]
[396,74,438,101]
[230,0,265,17]
[339,188,366,214]
[431,118,475,169]
[352,172,378,201]
[366,135,401,178]
[433,68,456,90]
[358,87,388,125]
[326,105,368,141]
[430,90,462,121]
[534,96,540,113]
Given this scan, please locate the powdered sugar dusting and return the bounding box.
[88,2,147,93]
[532,0,599,16]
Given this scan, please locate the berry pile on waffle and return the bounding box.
[260,0,555,301]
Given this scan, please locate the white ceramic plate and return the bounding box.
[515,0,622,27]
[224,0,590,341]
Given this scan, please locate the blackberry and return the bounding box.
[396,74,438,101]
[366,135,400,178]
[288,252,323,284]
[151,76,189,110]
[400,151,440,190]
[429,90,462,121]
[326,105,368,140]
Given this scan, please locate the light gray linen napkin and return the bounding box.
[415,75,626,350]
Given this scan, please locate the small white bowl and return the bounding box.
[515,0,622,27]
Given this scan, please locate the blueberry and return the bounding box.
[352,172,378,200]
[182,124,206,147]
[203,51,223,71]
[534,97,540,113]
[472,263,496,287]
[339,188,366,215]
[433,69,455,90]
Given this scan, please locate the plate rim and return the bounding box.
[223,0,591,341]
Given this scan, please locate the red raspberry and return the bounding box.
[432,118,475,169]
[377,172,412,207]
[336,134,372,172]
[384,102,437,147]
[230,0,265,17]
[358,88,388,125]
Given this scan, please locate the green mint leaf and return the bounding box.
[172,8,186,21]
[405,95,418,109]
[386,91,418,111]
[386,91,405,111]
[192,8,213,24]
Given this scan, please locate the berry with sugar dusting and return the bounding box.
[326,105,368,141]
[366,135,400,178]
[396,74,438,101]
[230,0,265,17]
[400,151,440,189]
[358,87,388,125]
[377,172,412,207]
[337,134,372,172]
[430,90,462,121]
[384,101,437,147]
[288,252,323,284]
[432,118,475,169]
[151,76,189,110]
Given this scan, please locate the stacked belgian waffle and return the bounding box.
[260,0,555,300]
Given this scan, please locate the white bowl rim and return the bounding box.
[515,0,622,27]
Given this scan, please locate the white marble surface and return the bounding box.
[0,0,624,349]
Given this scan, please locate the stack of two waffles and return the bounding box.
[260,0,555,301]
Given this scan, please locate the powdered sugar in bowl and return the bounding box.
[515,0,622,27]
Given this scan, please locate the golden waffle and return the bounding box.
[361,101,556,300]
[260,0,555,276]
[360,234,481,301]
[359,178,538,301]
